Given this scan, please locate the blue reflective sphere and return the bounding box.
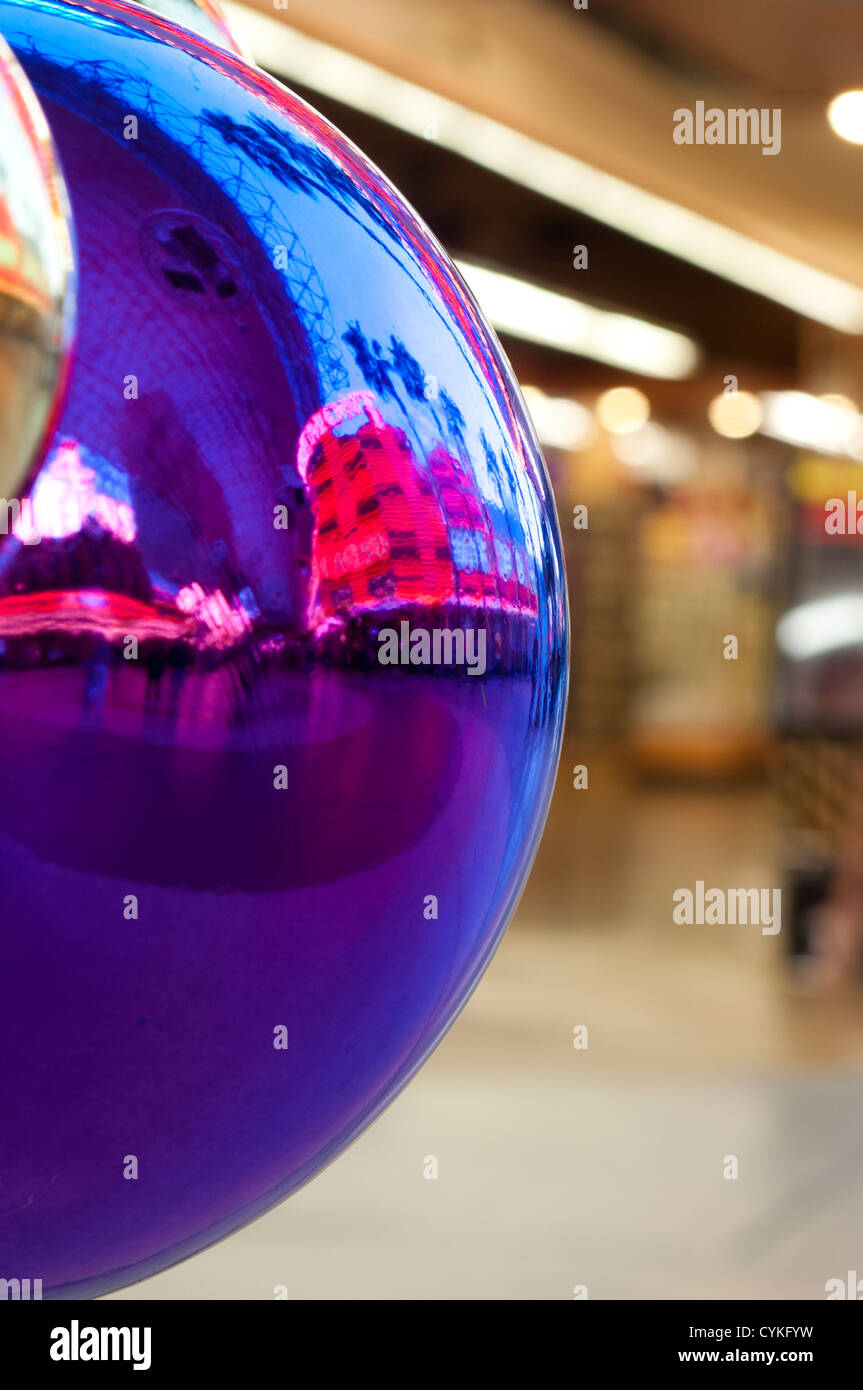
[0,0,567,1297]
[0,29,74,496]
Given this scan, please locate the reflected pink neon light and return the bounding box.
[0,588,191,640]
[318,531,390,581]
[176,582,249,646]
[297,391,384,481]
[13,439,137,544]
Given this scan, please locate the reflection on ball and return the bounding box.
[0,0,567,1297]
[0,30,74,497]
[132,0,244,54]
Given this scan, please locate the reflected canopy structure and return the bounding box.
[0,0,567,1297]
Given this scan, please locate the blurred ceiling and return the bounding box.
[596,0,863,98]
[231,0,863,392]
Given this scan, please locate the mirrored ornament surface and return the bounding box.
[0,0,567,1297]
[0,30,75,499]
[130,0,244,55]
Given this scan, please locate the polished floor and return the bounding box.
[108,749,863,1299]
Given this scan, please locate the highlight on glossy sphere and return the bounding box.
[0,31,74,498]
[0,0,567,1297]
[131,0,244,54]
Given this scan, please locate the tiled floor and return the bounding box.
[108,753,863,1299]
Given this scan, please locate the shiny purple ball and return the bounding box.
[0,0,566,1296]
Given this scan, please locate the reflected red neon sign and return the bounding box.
[297,390,383,481]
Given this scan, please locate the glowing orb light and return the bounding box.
[0,0,567,1297]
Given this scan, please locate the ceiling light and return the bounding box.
[596,386,651,433]
[828,91,863,145]
[520,386,595,451]
[759,391,863,458]
[707,390,763,439]
[820,392,858,413]
[610,421,697,484]
[453,261,697,378]
[777,593,863,660]
[224,2,863,332]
